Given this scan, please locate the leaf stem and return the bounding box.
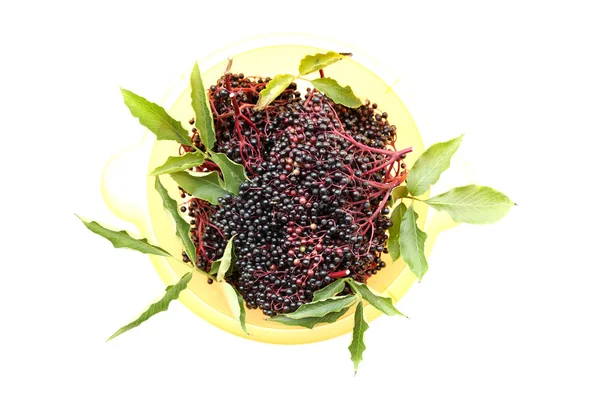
[405,195,426,203]
[395,193,427,203]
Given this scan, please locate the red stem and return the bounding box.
[329,270,350,279]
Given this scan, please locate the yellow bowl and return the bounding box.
[103,35,455,344]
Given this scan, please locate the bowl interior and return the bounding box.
[146,43,426,344]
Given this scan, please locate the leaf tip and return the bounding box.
[191,62,201,79]
[106,332,119,342]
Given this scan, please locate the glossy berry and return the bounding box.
[181,73,409,316]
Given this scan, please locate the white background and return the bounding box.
[1,0,599,399]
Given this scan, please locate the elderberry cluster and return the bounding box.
[183,73,407,316]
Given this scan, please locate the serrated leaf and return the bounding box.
[150,152,206,176]
[298,51,346,76]
[310,77,361,108]
[424,185,514,224]
[190,63,216,150]
[77,215,171,258]
[121,88,191,146]
[312,279,347,302]
[107,272,192,341]
[407,135,463,196]
[210,153,248,195]
[348,301,369,374]
[154,176,196,266]
[222,282,248,334]
[346,279,407,317]
[169,171,229,205]
[284,295,357,320]
[400,205,428,281]
[270,306,350,329]
[216,236,236,282]
[255,74,296,110]
[388,202,407,262]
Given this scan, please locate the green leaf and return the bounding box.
[190,63,216,150]
[150,152,206,176]
[407,135,464,196]
[424,185,514,224]
[312,279,347,302]
[234,287,248,334]
[255,74,296,110]
[400,205,428,281]
[270,307,350,329]
[388,202,407,262]
[120,88,191,146]
[310,77,361,108]
[169,171,229,205]
[346,279,407,318]
[209,261,220,275]
[222,282,248,334]
[216,236,236,282]
[392,185,409,202]
[77,215,171,258]
[348,301,369,375]
[298,51,347,76]
[284,295,357,320]
[154,176,196,266]
[210,153,248,195]
[107,272,192,341]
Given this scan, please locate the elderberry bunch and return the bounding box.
[185,74,409,316]
[81,54,513,368]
